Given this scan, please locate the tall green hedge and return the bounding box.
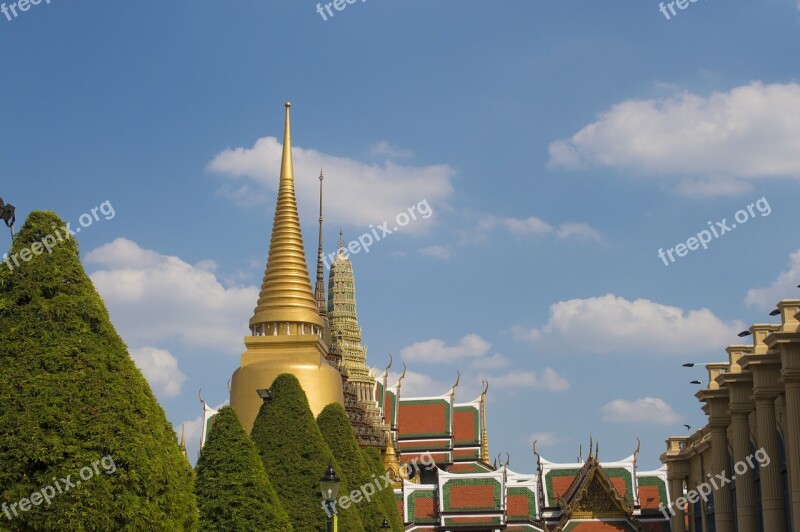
[195,406,291,531]
[317,403,403,530]
[250,373,364,531]
[363,447,405,531]
[0,211,198,531]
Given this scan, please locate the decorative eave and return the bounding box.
[557,457,635,524]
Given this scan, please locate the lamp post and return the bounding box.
[320,461,340,532]
[0,197,15,238]
[683,362,723,386]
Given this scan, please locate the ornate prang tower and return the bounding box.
[328,234,387,448]
[230,102,344,432]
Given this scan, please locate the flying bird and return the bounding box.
[684,425,691,431]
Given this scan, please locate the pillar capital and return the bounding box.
[720,371,754,411]
[740,353,782,393]
[697,388,732,423]
[781,368,800,385]
[725,344,753,373]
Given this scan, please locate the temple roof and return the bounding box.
[539,451,637,509]
[554,457,636,530]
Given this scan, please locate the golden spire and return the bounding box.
[314,169,326,317]
[179,424,188,461]
[383,431,403,488]
[480,379,489,463]
[250,102,323,330]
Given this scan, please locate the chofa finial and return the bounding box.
[449,371,461,397]
[398,362,407,391]
[532,440,542,470]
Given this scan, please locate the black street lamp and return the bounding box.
[380,518,391,529]
[320,462,340,532]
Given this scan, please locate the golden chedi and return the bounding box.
[230,102,344,432]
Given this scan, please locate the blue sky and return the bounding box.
[3,0,800,470]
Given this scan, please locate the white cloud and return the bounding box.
[215,183,269,208]
[208,136,454,232]
[488,368,569,391]
[470,353,510,370]
[555,223,604,243]
[478,215,603,243]
[548,82,800,195]
[130,347,187,399]
[419,245,451,260]
[503,216,553,236]
[515,294,743,355]
[401,334,491,364]
[600,397,682,425]
[370,140,413,159]
[87,238,257,355]
[745,250,800,310]
[675,178,753,198]
[528,432,568,447]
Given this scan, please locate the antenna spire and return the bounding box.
[315,169,327,316]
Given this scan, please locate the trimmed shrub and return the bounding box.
[363,447,405,531]
[250,373,364,531]
[0,211,198,531]
[317,403,399,530]
[195,406,291,531]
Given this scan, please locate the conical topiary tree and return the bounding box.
[195,406,292,531]
[317,403,402,530]
[0,211,198,531]
[250,373,364,531]
[362,447,405,531]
